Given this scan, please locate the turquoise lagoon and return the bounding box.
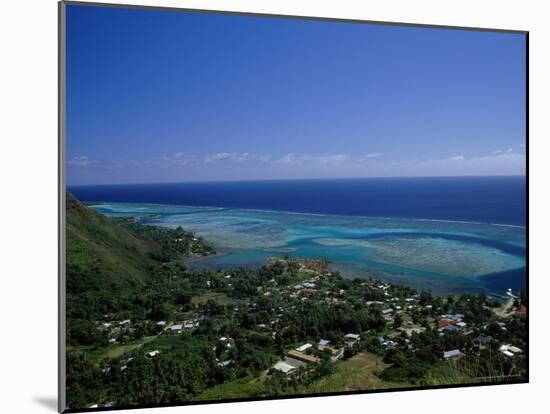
[91,203,526,296]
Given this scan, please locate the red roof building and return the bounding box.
[437,318,454,329]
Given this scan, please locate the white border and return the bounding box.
[1,1,546,413]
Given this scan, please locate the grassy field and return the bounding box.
[74,335,159,365]
[195,352,409,401]
[300,352,409,393]
[103,335,158,359]
[191,291,233,306]
[195,376,267,401]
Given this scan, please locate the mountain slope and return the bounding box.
[66,192,160,295]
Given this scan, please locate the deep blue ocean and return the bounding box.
[69,176,526,226]
[69,176,527,296]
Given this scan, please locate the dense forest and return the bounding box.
[65,194,527,411]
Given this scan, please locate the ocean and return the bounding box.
[69,176,526,225]
[69,176,527,296]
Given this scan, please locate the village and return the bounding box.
[91,256,526,400]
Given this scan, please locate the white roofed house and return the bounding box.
[499,344,523,357]
[272,360,297,374]
[296,343,313,352]
[218,359,233,368]
[272,356,307,374]
[443,349,462,359]
[344,333,361,344]
[170,324,183,333]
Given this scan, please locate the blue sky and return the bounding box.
[66,5,526,185]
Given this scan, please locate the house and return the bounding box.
[287,350,319,363]
[499,344,523,356]
[473,335,490,347]
[183,322,195,329]
[443,349,462,359]
[378,336,397,349]
[319,345,344,361]
[366,301,383,306]
[119,319,131,326]
[382,308,393,315]
[156,321,166,327]
[108,338,117,344]
[218,359,233,368]
[437,318,454,329]
[148,350,160,358]
[509,345,523,353]
[273,357,306,374]
[344,333,361,342]
[446,314,464,322]
[170,324,183,333]
[442,325,459,333]
[296,343,313,352]
[319,339,331,346]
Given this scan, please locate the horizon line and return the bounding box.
[67,174,527,187]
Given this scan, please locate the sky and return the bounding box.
[66,4,526,185]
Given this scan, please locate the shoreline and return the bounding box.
[91,201,526,297]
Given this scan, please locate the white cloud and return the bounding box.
[506,148,513,153]
[75,149,525,181]
[366,153,382,158]
[169,152,197,165]
[68,156,91,167]
[205,152,250,163]
[406,153,526,176]
[274,153,348,165]
[448,155,465,161]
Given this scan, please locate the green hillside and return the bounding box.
[66,192,159,293]
[65,193,162,323]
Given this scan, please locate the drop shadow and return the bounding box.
[33,396,58,412]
